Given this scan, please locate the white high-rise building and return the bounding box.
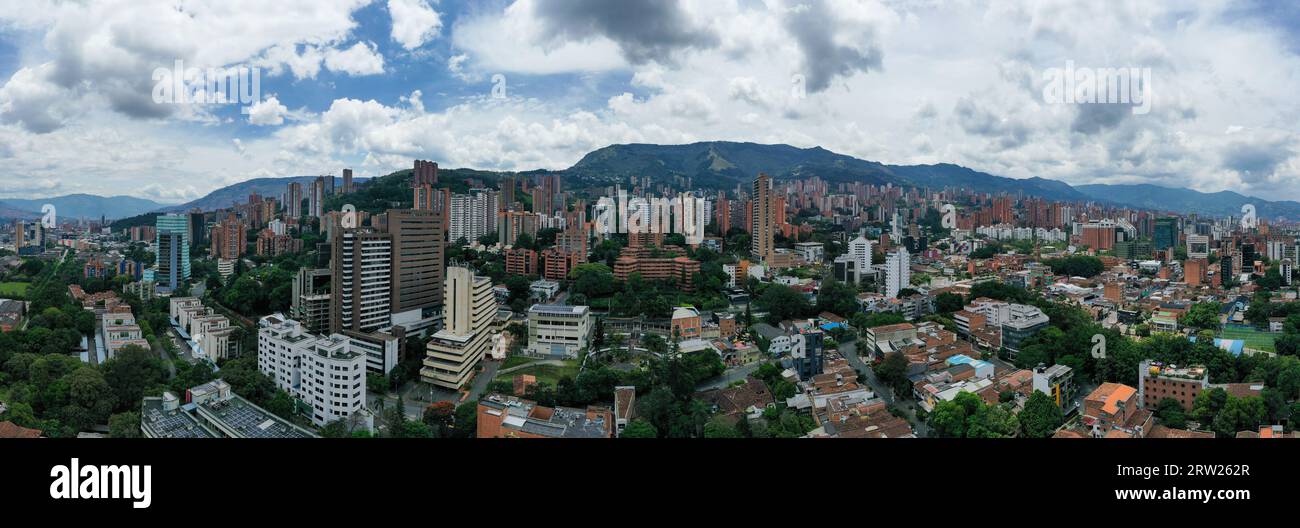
[885,247,910,298]
[257,314,367,427]
[850,234,873,273]
[448,189,500,244]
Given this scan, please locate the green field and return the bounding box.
[494,360,581,386]
[501,355,540,369]
[1218,326,1276,353]
[0,281,30,297]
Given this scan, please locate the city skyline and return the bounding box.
[0,1,1299,204]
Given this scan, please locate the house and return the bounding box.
[695,377,774,420]
[0,420,42,438]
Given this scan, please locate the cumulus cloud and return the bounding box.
[247,96,289,126]
[323,42,386,76]
[388,0,443,50]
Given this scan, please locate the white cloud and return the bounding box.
[388,0,443,50]
[323,41,386,76]
[247,96,289,126]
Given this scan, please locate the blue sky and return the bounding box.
[0,0,1298,205]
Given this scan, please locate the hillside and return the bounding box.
[0,194,165,219]
[1075,184,1300,220]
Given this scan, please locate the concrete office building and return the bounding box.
[527,304,591,358]
[330,229,393,334]
[422,266,496,390]
[385,209,444,319]
[292,268,332,335]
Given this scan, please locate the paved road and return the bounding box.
[840,339,929,437]
[370,358,504,420]
[695,361,762,391]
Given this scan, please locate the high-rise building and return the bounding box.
[155,214,191,291]
[292,268,332,335]
[342,168,354,194]
[448,189,499,243]
[414,159,438,185]
[309,176,326,218]
[498,210,539,247]
[386,209,444,315]
[330,229,393,334]
[257,314,367,427]
[751,173,776,262]
[209,212,246,260]
[884,247,910,299]
[1153,217,1178,251]
[1283,259,1294,287]
[188,211,207,246]
[421,266,495,390]
[285,182,303,219]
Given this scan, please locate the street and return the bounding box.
[839,339,930,437]
[368,358,503,420]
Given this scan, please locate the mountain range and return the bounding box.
[2,142,1297,221]
[0,194,166,220]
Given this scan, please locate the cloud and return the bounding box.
[528,0,718,65]
[782,0,887,93]
[323,41,386,76]
[247,96,290,126]
[388,0,443,50]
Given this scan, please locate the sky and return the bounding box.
[0,0,1298,205]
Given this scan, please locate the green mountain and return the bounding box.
[1075,183,1300,220]
[567,142,1089,202]
[0,194,165,220]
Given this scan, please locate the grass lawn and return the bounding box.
[1218,326,1276,353]
[494,360,581,386]
[0,281,30,297]
[501,355,540,369]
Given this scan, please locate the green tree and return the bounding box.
[108,411,142,438]
[1155,398,1187,429]
[621,419,658,438]
[1019,391,1064,438]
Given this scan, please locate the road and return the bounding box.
[839,339,929,437]
[695,361,762,391]
[369,358,504,420]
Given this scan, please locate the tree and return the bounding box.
[1180,302,1222,332]
[755,284,812,323]
[1019,391,1064,438]
[814,278,858,318]
[621,419,657,438]
[702,415,741,438]
[1155,398,1187,429]
[99,345,166,413]
[108,411,142,438]
[423,401,456,436]
[933,292,965,314]
[874,351,913,399]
